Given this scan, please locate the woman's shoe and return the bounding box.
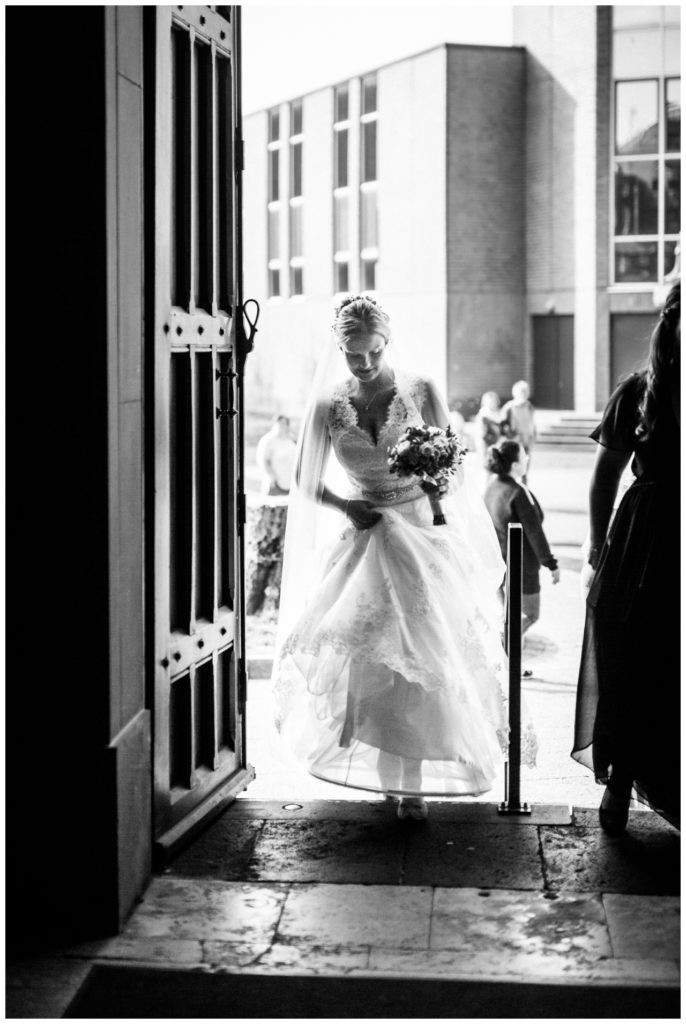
[598,786,630,835]
[397,797,428,821]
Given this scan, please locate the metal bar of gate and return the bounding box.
[498,523,531,815]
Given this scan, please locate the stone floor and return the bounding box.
[7,800,679,1018]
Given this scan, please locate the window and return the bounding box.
[359,74,378,294]
[333,82,352,294]
[334,129,348,188]
[288,99,304,297]
[335,83,349,122]
[612,10,681,286]
[267,106,283,298]
[290,141,302,198]
[361,74,377,115]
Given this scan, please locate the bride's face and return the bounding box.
[339,330,389,383]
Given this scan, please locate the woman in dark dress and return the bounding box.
[484,440,560,645]
[573,282,680,834]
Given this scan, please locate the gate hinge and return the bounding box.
[235,133,244,172]
[237,491,246,528]
[237,656,247,705]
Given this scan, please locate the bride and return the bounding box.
[272,295,535,818]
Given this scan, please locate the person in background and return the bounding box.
[474,391,503,468]
[256,414,297,496]
[483,439,560,671]
[572,282,680,835]
[501,381,536,483]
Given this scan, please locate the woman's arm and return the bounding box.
[587,444,631,566]
[293,397,380,528]
[512,489,557,569]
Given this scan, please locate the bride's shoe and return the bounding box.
[397,796,428,821]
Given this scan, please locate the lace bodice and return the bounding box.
[328,375,427,505]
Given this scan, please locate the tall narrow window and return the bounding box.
[359,73,378,294]
[612,8,681,286]
[289,99,304,296]
[267,106,282,297]
[333,83,351,295]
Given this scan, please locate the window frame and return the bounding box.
[610,62,680,288]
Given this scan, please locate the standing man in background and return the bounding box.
[256,414,297,496]
[501,380,537,484]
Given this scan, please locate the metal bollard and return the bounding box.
[498,523,531,815]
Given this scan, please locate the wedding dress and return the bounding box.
[273,372,537,796]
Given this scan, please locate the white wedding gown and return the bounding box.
[273,374,537,796]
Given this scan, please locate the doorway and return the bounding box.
[532,315,574,408]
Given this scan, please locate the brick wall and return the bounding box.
[446,45,526,410]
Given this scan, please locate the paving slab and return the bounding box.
[540,825,680,895]
[603,894,681,960]
[431,888,611,959]
[226,797,572,825]
[366,947,680,986]
[248,818,405,884]
[122,877,287,944]
[249,941,372,974]
[572,806,680,834]
[164,819,264,880]
[277,882,433,949]
[403,823,545,889]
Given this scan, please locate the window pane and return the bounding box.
[269,267,280,297]
[666,79,681,152]
[334,129,348,188]
[290,141,302,198]
[613,7,661,28]
[665,160,681,233]
[289,204,303,258]
[335,261,349,293]
[269,149,279,202]
[362,74,377,114]
[360,189,378,249]
[613,31,662,80]
[615,161,658,234]
[268,108,280,143]
[291,265,303,295]
[615,241,658,283]
[664,240,678,278]
[291,99,302,136]
[361,121,377,183]
[335,84,349,122]
[361,258,376,291]
[615,80,658,154]
[268,208,280,260]
[334,193,349,252]
[664,6,681,24]
[665,27,680,76]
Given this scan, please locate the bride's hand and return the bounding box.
[345,499,382,530]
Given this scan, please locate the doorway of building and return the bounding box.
[146,6,255,864]
[532,315,574,408]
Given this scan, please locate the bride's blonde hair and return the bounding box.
[332,295,391,344]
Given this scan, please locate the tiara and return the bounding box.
[331,294,387,332]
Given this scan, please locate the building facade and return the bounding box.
[243,5,680,417]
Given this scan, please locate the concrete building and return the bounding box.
[242,5,680,418]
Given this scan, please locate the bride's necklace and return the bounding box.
[356,375,395,412]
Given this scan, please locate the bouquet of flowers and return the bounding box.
[387,425,466,525]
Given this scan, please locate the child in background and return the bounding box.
[484,439,560,671]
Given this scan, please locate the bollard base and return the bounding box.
[497,802,532,815]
